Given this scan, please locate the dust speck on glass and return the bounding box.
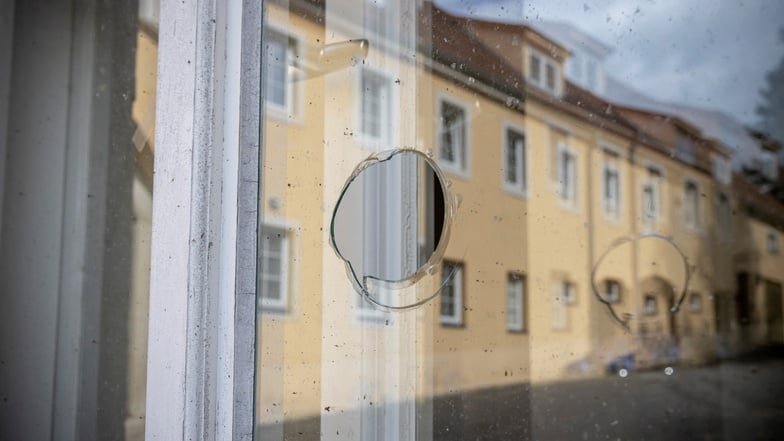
[256,1,784,440]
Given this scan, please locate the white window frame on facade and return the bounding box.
[551,279,574,330]
[601,146,622,219]
[440,261,464,326]
[641,162,664,227]
[502,122,527,197]
[264,24,299,119]
[684,178,701,230]
[712,154,732,185]
[688,292,702,313]
[767,229,780,255]
[357,65,395,148]
[604,279,621,304]
[556,142,577,207]
[716,191,732,241]
[674,134,696,165]
[506,273,526,332]
[259,223,289,312]
[643,295,658,316]
[436,94,470,177]
[527,47,560,96]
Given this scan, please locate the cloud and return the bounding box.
[435,0,784,124]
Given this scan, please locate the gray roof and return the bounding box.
[603,75,761,169]
[525,20,613,59]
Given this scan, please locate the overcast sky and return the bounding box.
[436,0,784,125]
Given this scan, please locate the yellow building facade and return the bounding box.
[130,0,784,434]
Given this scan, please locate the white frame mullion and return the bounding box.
[146,0,259,440]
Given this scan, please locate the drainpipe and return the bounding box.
[629,132,641,359]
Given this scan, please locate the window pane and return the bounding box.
[1,3,154,438]
[254,2,784,441]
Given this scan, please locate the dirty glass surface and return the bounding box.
[256,1,784,440]
[0,1,155,439]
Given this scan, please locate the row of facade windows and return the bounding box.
[264,28,731,233]
[259,222,763,331]
[259,29,778,323]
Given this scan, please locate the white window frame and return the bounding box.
[716,192,732,241]
[552,280,574,330]
[527,47,560,96]
[436,94,470,177]
[712,155,732,185]
[263,24,300,120]
[604,280,621,304]
[643,295,658,316]
[259,224,289,312]
[357,66,395,148]
[641,162,664,227]
[146,2,260,437]
[688,292,702,313]
[684,178,701,230]
[767,229,780,255]
[506,273,526,332]
[440,261,464,326]
[556,142,577,207]
[502,122,527,197]
[601,147,622,219]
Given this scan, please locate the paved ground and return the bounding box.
[435,347,784,440]
[260,347,784,440]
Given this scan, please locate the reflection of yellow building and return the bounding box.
[241,0,784,433]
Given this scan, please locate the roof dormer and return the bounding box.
[463,17,569,98]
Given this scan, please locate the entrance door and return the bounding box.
[766,281,784,344]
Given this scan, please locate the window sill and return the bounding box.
[440,319,465,328]
[438,163,471,181]
[502,185,528,200]
[506,327,527,334]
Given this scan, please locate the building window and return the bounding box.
[360,68,391,143]
[586,58,598,91]
[440,261,464,326]
[688,292,702,313]
[717,192,731,239]
[712,155,731,185]
[545,63,556,91]
[557,144,576,204]
[674,135,696,165]
[684,180,700,229]
[503,127,526,195]
[552,280,574,330]
[767,230,780,255]
[643,294,657,316]
[506,273,526,332]
[569,51,583,81]
[437,99,468,174]
[528,50,559,95]
[264,28,295,112]
[259,225,288,311]
[604,280,621,304]
[602,152,620,216]
[529,53,541,83]
[642,166,662,224]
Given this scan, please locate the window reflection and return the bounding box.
[255,1,784,440]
